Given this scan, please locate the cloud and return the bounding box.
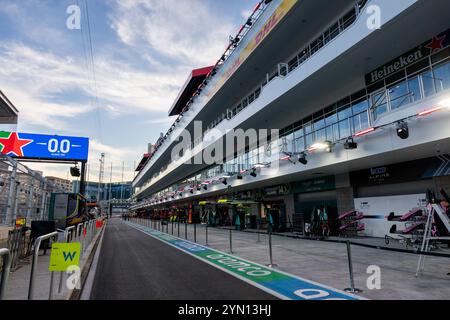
[24,139,140,183]
[109,0,235,67]
[0,0,248,182]
[0,41,189,131]
[146,117,176,125]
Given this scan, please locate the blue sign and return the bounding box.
[0,131,89,161]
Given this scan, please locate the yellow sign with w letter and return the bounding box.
[49,243,81,271]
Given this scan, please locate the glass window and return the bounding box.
[294,136,305,153]
[304,121,312,134]
[338,106,352,121]
[305,133,314,147]
[339,119,351,138]
[293,127,304,140]
[421,70,436,97]
[371,90,388,120]
[325,125,334,141]
[315,128,326,143]
[313,117,325,130]
[407,76,422,102]
[325,108,338,125]
[433,61,450,92]
[389,81,410,110]
[353,112,369,132]
[352,98,369,114]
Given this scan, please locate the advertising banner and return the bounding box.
[206,0,298,101]
[354,194,427,238]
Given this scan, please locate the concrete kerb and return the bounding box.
[67,221,106,300]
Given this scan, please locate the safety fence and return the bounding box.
[0,218,105,300]
[6,228,32,271]
[126,217,450,299]
[0,154,67,229]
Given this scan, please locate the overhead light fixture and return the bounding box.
[203,185,208,191]
[179,193,183,197]
[418,105,445,116]
[246,18,253,26]
[197,186,201,191]
[344,137,358,150]
[190,189,194,194]
[309,141,332,153]
[222,179,228,185]
[438,98,450,108]
[254,163,269,169]
[250,169,257,177]
[237,173,243,180]
[396,121,409,140]
[354,127,375,137]
[70,166,81,177]
[298,152,308,165]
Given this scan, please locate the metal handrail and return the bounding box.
[57,225,76,294]
[0,248,11,300]
[27,231,58,300]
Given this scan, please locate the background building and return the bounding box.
[45,176,72,193]
[72,180,132,202]
[131,0,450,237]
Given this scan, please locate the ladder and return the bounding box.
[416,204,450,276]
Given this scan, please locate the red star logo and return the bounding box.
[0,132,33,157]
[425,35,446,54]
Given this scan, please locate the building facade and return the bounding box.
[131,0,450,237]
[72,181,132,202]
[45,176,72,193]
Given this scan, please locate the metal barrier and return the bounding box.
[0,248,11,300]
[194,223,197,243]
[7,228,31,271]
[267,231,277,268]
[229,229,233,254]
[57,225,76,294]
[28,231,58,300]
[344,241,362,293]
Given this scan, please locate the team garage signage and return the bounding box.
[0,131,89,161]
[350,155,450,187]
[366,28,450,85]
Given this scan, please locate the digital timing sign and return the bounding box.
[0,131,89,162]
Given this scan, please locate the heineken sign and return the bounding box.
[366,28,450,85]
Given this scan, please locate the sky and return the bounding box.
[0,0,255,182]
